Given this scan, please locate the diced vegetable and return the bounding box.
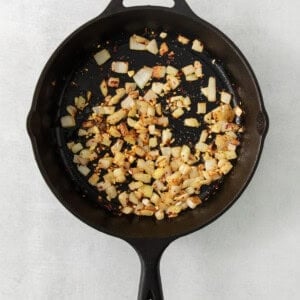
[159,32,167,39]
[166,65,178,76]
[146,39,159,55]
[220,91,232,104]
[61,115,75,128]
[152,66,166,79]
[207,77,216,102]
[197,103,206,114]
[159,42,169,56]
[107,109,127,125]
[100,80,108,96]
[172,107,184,119]
[125,82,137,93]
[129,34,149,50]
[94,49,111,66]
[177,35,190,44]
[186,74,198,81]
[184,118,200,127]
[77,165,91,176]
[66,105,77,117]
[151,82,164,95]
[111,61,129,74]
[192,39,204,52]
[182,65,195,76]
[133,67,153,89]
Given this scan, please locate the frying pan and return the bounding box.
[27,1,269,299]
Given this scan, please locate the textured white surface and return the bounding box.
[0,0,300,299]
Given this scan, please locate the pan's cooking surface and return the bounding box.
[55,29,241,215]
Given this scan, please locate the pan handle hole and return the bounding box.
[146,290,154,300]
[123,0,175,8]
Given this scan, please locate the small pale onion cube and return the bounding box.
[94,49,111,66]
[77,165,91,176]
[220,91,232,104]
[207,77,216,102]
[182,64,195,76]
[155,210,165,220]
[185,74,198,81]
[159,32,168,39]
[88,174,99,186]
[100,80,108,96]
[166,65,178,76]
[177,35,190,45]
[133,173,151,183]
[192,39,204,52]
[184,118,200,127]
[60,115,75,128]
[146,39,159,55]
[111,61,129,74]
[71,143,83,154]
[172,107,184,119]
[197,103,207,114]
[234,106,243,117]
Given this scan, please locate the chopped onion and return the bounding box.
[133,66,153,89]
[207,77,216,102]
[128,70,135,77]
[93,49,111,66]
[184,118,200,127]
[159,42,169,56]
[172,107,184,119]
[74,96,86,110]
[151,82,164,95]
[111,61,129,74]
[166,75,180,90]
[201,87,208,98]
[66,105,77,117]
[100,80,108,96]
[220,91,232,104]
[60,115,75,128]
[129,34,149,50]
[152,66,166,79]
[92,106,115,115]
[143,89,157,102]
[234,106,243,117]
[159,32,167,39]
[77,165,91,176]
[166,65,178,76]
[185,74,198,81]
[192,39,204,52]
[125,82,137,93]
[146,39,159,55]
[177,35,190,45]
[197,103,206,114]
[107,109,127,125]
[121,96,135,109]
[182,65,195,76]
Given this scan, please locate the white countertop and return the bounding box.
[0,0,299,299]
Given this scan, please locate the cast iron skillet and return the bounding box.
[27,1,269,299]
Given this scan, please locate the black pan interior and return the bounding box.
[56,29,241,215]
[28,8,266,239]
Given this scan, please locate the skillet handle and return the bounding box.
[100,0,198,18]
[127,238,173,300]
